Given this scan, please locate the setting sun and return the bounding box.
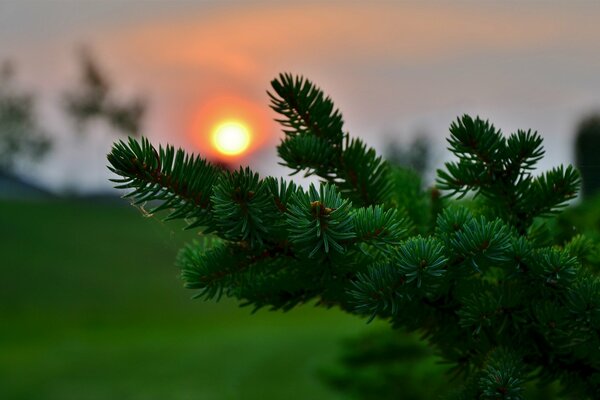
[211,120,251,156]
[188,95,272,160]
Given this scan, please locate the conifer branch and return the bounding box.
[107,74,600,398]
[269,73,345,146]
[286,184,355,258]
[211,167,278,248]
[107,137,222,230]
[269,74,392,206]
[437,115,581,233]
[352,205,408,250]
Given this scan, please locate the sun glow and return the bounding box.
[188,95,271,160]
[211,120,252,156]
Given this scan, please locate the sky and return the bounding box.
[1,1,600,192]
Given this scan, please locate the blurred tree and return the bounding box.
[575,113,600,198]
[0,61,51,173]
[320,329,452,400]
[63,48,146,136]
[384,134,430,178]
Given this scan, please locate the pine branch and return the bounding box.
[504,129,544,174]
[211,167,278,248]
[395,236,447,289]
[337,137,392,206]
[107,137,222,230]
[349,261,406,322]
[446,115,505,166]
[478,348,525,399]
[437,115,581,233]
[352,205,409,251]
[525,165,581,217]
[269,73,345,146]
[276,134,335,177]
[446,217,512,272]
[286,183,355,258]
[107,74,600,398]
[269,74,392,206]
[178,242,244,301]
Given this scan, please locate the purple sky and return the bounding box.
[1,1,600,192]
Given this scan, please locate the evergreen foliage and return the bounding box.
[108,74,599,398]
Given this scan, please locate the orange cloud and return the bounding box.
[102,3,582,76]
[84,3,600,154]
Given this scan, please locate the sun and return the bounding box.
[189,95,271,159]
[211,120,252,156]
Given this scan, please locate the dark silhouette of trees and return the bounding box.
[63,48,146,137]
[0,61,51,173]
[575,113,600,198]
[384,134,430,178]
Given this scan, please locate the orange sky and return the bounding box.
[1,1,599,191]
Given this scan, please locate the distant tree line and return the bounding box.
[575,114,600,198]
[0,48,145,177]
[1,51,599,199]
[0,61,51,173]
[384,134,430,179]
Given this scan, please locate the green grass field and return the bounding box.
[0,199,385,400]
[6,196,593,399]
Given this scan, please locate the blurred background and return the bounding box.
[2,1,600,399]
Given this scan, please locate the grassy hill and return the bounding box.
[0,199,379,400]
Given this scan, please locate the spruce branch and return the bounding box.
[530,248,578,289]
[437,115,581,233]
[447,217,512,272]
[349,261,407,322]
[276,134,335,177]
[269,74,392,206]
[524,165,581,217]
[237,261,317,312]
[566,276,600,329]
[352,205,409,251]
[446,115,505,166]
[269,73,345,146]
[265,177,299,214]
[478,348,525,399]
[504,129,544,173]
[395,236,447,290]
[565,234,598,263]
[178,242,246,301]
[337,137,392,206]
[286,183,355,258]
[107,137,222,230]
[458,290,503,336]
[211,167,277,248]
[107,74,600,398]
